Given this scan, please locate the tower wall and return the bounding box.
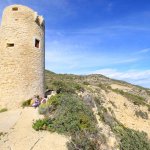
[0,5,45,108]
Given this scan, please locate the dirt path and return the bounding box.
[0,107,68,150]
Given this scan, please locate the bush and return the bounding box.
[34,94,97,134]
[106,116,150,150]
[135,110,148,119]
[0,108,7,113]
[50,81,83,94]
[32,118,50,131]
[38,103,49,115]
[83,81,90,85]
[97,106,108,122]
[94,97,104,105]
[38,95,60,115]
[148,106,150,112]
[111,89,148,106]
[0,132,7,140]
[33,93,104,149]
[113,124,150,150]
[21,99,32,108]
[46,95,60,107]
[97,83,107,90]
[67,131,102,150]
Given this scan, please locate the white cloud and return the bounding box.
[45,39,140,73]
[92,69,150,88]
[45,31,141,74]
[136,48,150,54]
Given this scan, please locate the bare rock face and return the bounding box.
[0,5,45,109]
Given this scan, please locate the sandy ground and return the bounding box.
[110,84,131,91]
[0,107,68,150]
[105,91,150,138]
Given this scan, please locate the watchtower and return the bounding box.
[0,5,45,108]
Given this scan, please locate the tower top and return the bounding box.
[1,4,44,28]
[4,4,34,13]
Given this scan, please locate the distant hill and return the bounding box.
[45,69,150,100]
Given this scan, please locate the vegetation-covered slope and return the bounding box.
[33,70,150,150]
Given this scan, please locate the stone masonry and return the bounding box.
[0,5,45,108]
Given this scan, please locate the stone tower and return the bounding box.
[0,5,45,108]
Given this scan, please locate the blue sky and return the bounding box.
[0,0,150,88]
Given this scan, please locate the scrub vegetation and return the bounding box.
[110,88,150,110]
[94,97,150,150]
[0,108,7,113]
[33,94,103,149]
[32,70,150,150]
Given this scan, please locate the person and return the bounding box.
[32,95,40,108]
[41,97,47,104]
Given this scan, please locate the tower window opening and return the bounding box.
[12,7,18,11]
[7,43,14,47]
[35,39,40,48]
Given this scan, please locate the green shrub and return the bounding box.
[111,89,149,107]
[97,83,107,90]
[33,93,104,149]
[97,106,108,122]
[38,95,60,115]
[108,107,114,115]
[0,132,7,140]
[106,116,150,150]
[0,108,7,113]
[67,131,102,150]
[34,94,97,134]
[135,110,148,119]
[113,124,150,150]
[122,90,144,105]
[50,81,83,94]
[83,81,90,85]
[148,106,150,112]
[38,103,49,115]
[32,118,50,131]
[94,97,103,105]
[21,99,32,108]
[47,95,60,106]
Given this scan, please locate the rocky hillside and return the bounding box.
[0,70,150,150]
